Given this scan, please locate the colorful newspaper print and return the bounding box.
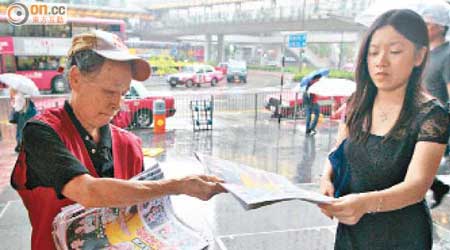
[52,165,208,250]
[195,153,335,209]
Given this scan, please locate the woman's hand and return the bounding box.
[319,177,335,219]
[318,193,369,225]
[320,176,335,198]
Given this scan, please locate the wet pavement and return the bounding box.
[1,112,450,249]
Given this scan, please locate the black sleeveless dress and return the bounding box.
[335,100,449,250]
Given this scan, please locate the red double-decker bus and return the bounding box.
[0,15,126,93]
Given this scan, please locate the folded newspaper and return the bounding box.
[52,163,209,250]
[195,153,336,210]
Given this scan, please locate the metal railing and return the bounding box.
[0,90,339,130]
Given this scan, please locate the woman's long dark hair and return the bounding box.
[346,9,429,143]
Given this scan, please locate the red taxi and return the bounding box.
[111,81,176,128]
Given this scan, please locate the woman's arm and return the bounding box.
[320,122,349,183]
[319,122,349,218]
[365,141,444,212]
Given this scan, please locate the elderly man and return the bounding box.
[421,4,450,208]
[11,30,225,250]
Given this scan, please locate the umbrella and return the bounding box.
[355,0,450,27]
[308,78,356,97]
[300,68,330,88]
[0,73,40,96]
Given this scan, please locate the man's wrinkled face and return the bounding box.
[424,17,445,40]
[75,60,132,128]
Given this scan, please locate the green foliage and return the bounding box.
[247,65,354,81]
[205,61,218,67]
[328,69,355,80]
[308,44,332,58]
[248,65,298,73]
[148,55,182,76]
[292,68,354,81]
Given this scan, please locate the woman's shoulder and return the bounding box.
[418,93,447,114]
[414,93,450,142]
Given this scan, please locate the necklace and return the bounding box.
[379,110,389,123]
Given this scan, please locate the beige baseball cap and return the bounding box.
[68,30,151,81]
[418,2,450,27]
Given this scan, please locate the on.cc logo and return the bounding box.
[7,2,29,25]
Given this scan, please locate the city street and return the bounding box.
[143,70,294,93]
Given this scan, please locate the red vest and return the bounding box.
[11,107,143,250]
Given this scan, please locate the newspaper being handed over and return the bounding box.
[195,153,336,210]
[52,164,208,250]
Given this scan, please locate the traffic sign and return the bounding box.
[288,33,307,48]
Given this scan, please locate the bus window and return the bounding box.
[16,56,35,70]
[97,23,123,38]
[97,23,121,32]
[14,25,45,37]
[3,55,16,73]
[45,25,70,38]
[0,23,13,36]
[17,56,60,71]
[46,56,60,70]
[59,57,67,68]
[109,24,121,32]
[72,23,96,36]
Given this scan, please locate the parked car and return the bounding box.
[215,62,229,75]
[166,64,224,88]
[226,61,247,83]
[266,60,279,67]
[284,57,297,63]
[264,82,345,117]
[0,81,8,96]
[111,81,176,128]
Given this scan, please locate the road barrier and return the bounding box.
[0,90,340,130]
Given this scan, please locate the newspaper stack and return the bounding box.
[52,163,209,250]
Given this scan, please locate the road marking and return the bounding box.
[216,237,229,250]
[215,226,336,250]
[216,225,336,239]
[435,223,450,234]
[0,200,23,220]
[0,201,11,219]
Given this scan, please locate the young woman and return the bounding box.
[319,9,449,249]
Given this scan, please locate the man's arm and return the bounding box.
[23,122,225,207]
[62,174,224,208]
[444,55,450,101]
[23,122,90,198]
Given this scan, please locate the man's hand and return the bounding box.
[177,175,227,201]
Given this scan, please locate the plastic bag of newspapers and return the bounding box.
[52,163,208,250]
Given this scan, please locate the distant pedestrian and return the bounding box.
[9,88,37,152]
[420,2,450,209]
[304,74,321,135]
